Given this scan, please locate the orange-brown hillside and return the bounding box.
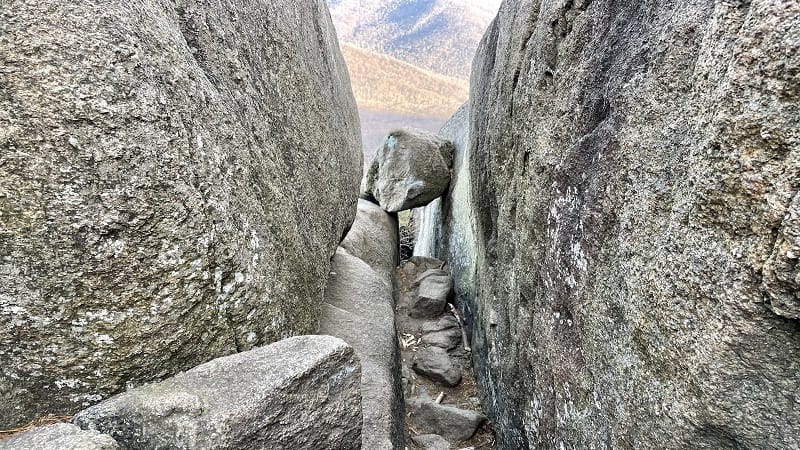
[341,43,468,119]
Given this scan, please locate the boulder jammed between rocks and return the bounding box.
[362,129,454,212]
[0,0,361,427]
[72,335,362,450]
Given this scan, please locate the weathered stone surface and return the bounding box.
[0,423,119,450]
[411,272,453,319]
[340,199,400,281]
[409,256,447,273]
[413,269,449,287]
[421,316,459,333]
[416,0,800,448]
[0,0,361,427]
[362,129,454,212]
[412,346,461,387]
[408,397,486,443]
[421,328,462,351]
[413,105,476,319]
[73,336,362,450]
[410,433,451,450]
[321,245,404,448]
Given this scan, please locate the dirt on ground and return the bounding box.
[396,258,495,450]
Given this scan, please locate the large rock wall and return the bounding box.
[0,0,361,427]
[416,0,800,448]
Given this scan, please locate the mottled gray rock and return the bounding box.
[421,316,459,333]
[400,260,419,277]
[413,269,449,287]
[421,328,462,351]
[411,272,453,319]
[416,0,800,448]
[0,423,119,450]
[362,129,454,212]
[411,433,451,450]
[412,346,461,387]
[321,245,404,449]
[340,199,400,281]
[408,397,486,443]
[73,335,361,450]
[0,0,361,427]
[409,256,447,273]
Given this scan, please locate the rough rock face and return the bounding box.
[73,336,362,450]
[407,397,487,442]
[363,129,455,212]
[320,200,403,449]
[412,346,461,387]
[340,199,400,283]
[416,0,800,448]
[411,271,454,319]
[410,434,450,450]
[0,0,361,427]
[0,423,119,450]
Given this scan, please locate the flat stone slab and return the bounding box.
[0,423,118,450]
[73,336,361,450]
[320,195,404,450]
[413,269,450,287]
[408,397,487,442]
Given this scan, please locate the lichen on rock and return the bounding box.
[0,0,361,428]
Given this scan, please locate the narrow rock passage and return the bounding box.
[396,256,493,449]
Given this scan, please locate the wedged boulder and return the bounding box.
[320,246,404,449]
[340,199,400,281]
[408,397,486,442]
[0,423,118,450]
[72,336,362,450]
[412,347,461,387]
[0,0,361,427]
[362,129,454,212]
[411,271,454,319]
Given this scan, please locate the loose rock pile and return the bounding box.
[397,256,490,449]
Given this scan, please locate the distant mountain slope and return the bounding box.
[329,0,501,80]
[341,43,468,118]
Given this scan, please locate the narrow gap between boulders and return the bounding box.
[396,256,494,450]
